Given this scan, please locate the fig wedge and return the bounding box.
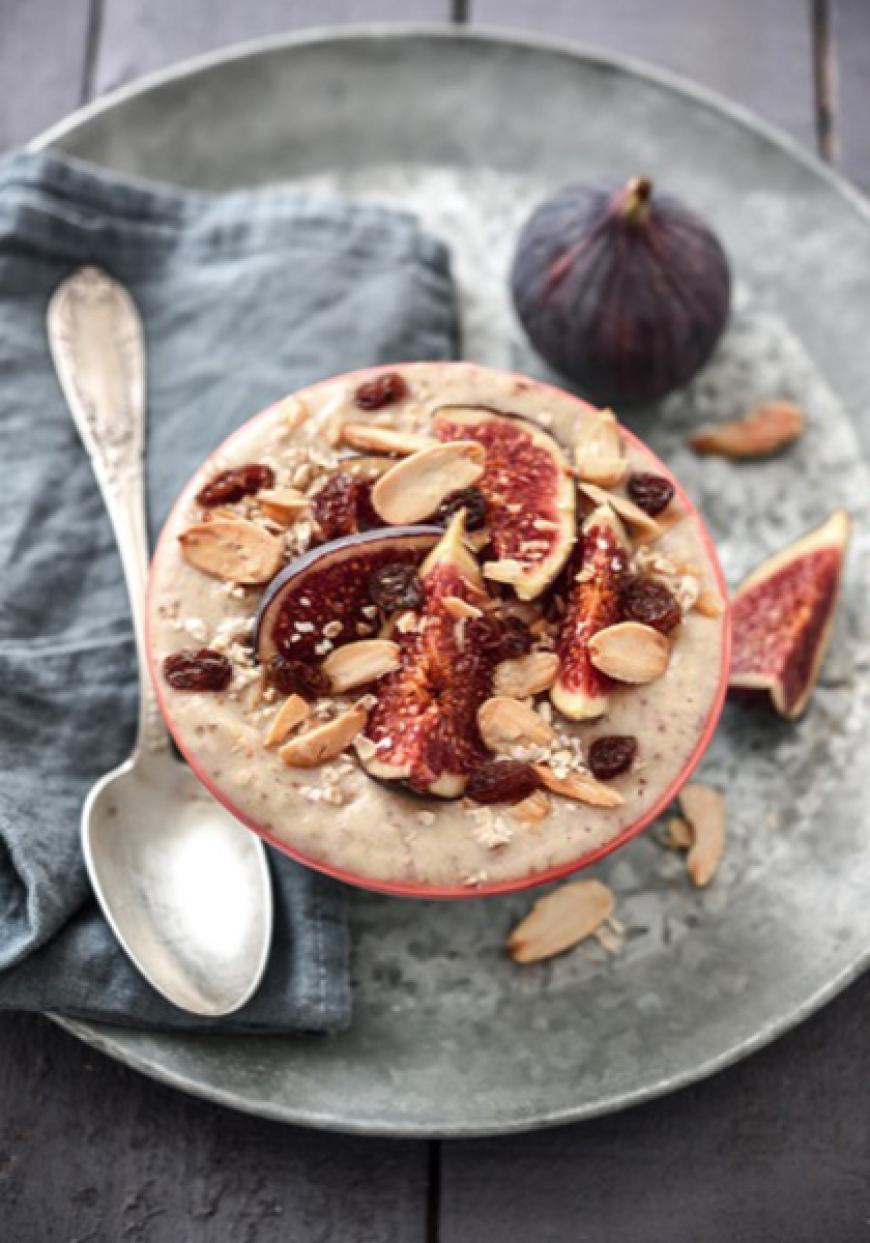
[254,526,441,665]
[433,406,575,600]
[551,503,629,720]
[360,512,497,798]
[729,509,850,719]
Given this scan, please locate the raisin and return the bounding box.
[197,463,274,507]
[163,648,232,691]
[267,655,330,700]
[465,615,532,661]
[466,761,542,806]
[626,472,675,516]
[588,735,637,781]
[313,473,377,541]
[435,486,488,531]
[367,563,424,611]
[354,371,408,411]
[498,616,534,659]
[622,576,682,634]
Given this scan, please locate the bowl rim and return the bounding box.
[147,360,732,900]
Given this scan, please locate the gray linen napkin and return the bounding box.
[0,151,458,1033]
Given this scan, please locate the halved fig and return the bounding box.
[551,503,629,720]
[729,509,850,719]
[360,512,497,798]
[432,406,575,600]
[254,526,441,665]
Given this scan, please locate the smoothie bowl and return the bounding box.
[147,362,730,897]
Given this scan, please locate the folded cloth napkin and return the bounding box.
[0,151,458,1033]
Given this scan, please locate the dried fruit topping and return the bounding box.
[434,407,575,600]
[588,734,637,780]
[506,880,615,964]
[551,504,628,721]
[573,408,626,488]
[163,647,232,692]
[367,563,424,611]
[588,621,670,684]
[435,485,488,531]
[371,441,486,525]
[622,575,682,634]
[689,400,804,459]
[493,650,559,698]
[340,424,434,456]
[178,519,283,584]
[196,463,275,507]
[322,639,401,692]
[360,514,498,798]
[266,655,331,701]
[279,705,368,768]
[313,472,380,541]
[626,472,675,516]
[354,370,409,410]
[730,509,849,718]
[466,760,543,805]
[477,696,556,752]
[532,764,624,807]
[679,783,726,887]
[255,526,441,666]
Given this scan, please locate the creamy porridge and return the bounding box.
[148,362,729,895]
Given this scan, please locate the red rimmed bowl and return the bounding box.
[148,362,730,899]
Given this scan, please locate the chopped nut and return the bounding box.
[280,394,309,431]
[263,694,311,748]
[573,408,627,488]
[443,595,483,620]
[508,789,552,824]
[663,816,693,849]
[689,400,804,459]
[257,487,310,525]
[507,880,615,963]
[580,482,661,541]
[339,423,437,456]
[321,639,401,692]
[493,651,559,698]
[178,519,283,584]
[533,764,624,808]
[371,441,485,524]
[279,705,368,768]
[478,696,556,752]
[695,589,725,618]
[679,783,726,886]
[588,621,670,684]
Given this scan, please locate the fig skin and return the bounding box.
[510,176,731,405]
[729,509,849,719]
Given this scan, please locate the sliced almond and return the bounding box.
[178,519,283,584]
[689,400,804,459]
[533,764,624,808]
[588,621,670,684]
[493,651,559,698]
[679,783,726,886]
[263,694,311,748]
[694,589,725,618]
[372,441,485,524]
[579,482,661,541]
[573,408,627,488]
[663,816,693,849]
[279,394,310,432]
[340,423,437,457]
[507,879,615,963]
[321,639,400,692]
[443,595,483,620]
[478,697,556,751]
[338,454,394,479]
[257,487,310,525]
[508,789,552,824]
[279,705,368,768]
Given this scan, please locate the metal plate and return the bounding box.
[35,27,870,1137]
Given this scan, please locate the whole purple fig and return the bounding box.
[510,177,731,405]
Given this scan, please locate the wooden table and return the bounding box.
[2,3,869,1239]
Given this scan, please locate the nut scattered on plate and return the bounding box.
[507,879,615,963]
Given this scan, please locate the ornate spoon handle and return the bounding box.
[47,265,165,754]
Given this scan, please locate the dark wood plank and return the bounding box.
[93,0,450,96]
[830,0,870,190]
[0,1012,429,1243]
[471,0,817,149]
[0,0,93,150]
[440,972,870,1243]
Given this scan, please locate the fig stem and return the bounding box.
[618,176,653,226]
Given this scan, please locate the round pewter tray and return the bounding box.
[35,27,870,1137]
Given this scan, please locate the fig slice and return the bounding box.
[432,406,575,600]
[729,509,850,719]
[360,512,497,798]
[254,525,442,666]
[551,503,629,720]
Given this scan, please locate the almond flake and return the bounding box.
[279,395,310,431]
[580,482,661,541]
[443,595,483,620]
[695,589,725,618]
[689,400,804,459]
[280,705,368,768]
[507,880,615,963]
[178,519,283,584]
[508,789,552,824]
[588,622,670,684]
[371,441,485,524]
[533,764,624,808]
[573,409,627,488]
[257,487,310,525]
[263,694,311,748]
[478,697,556,752]
[679,783,726,886]
[493,651,559,698]
[339,423,437,456]
[322,639,401,693]
[663,816,693,850]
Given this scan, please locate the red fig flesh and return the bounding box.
[432,406,575,600]
[729,509,850,719]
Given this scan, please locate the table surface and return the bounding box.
[2,2,870,1240]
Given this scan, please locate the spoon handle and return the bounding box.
[47,266,165,755]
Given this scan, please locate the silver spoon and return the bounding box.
[47,265,273,1017]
